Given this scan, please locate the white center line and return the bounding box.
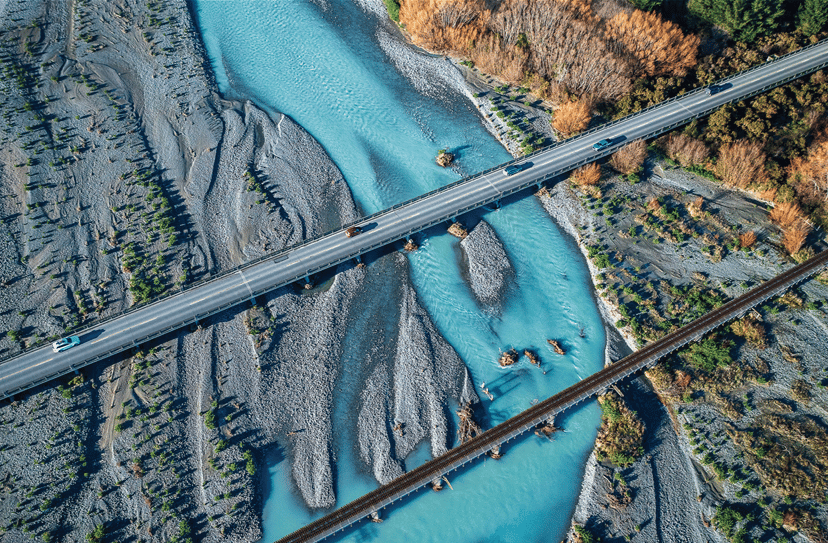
[239,269,254,298]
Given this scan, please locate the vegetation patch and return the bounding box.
[595,392,645,467]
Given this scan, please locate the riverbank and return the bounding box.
[423,19,828,541]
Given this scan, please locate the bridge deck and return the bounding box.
[2,39,828,400]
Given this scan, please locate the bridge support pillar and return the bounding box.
[304,275,313,290]
[431,478,443,491]
[370,511,383,523]
[489,444,502,459]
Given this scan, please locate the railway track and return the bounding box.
[276,249,828,543]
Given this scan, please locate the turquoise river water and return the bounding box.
[194,1,607,541]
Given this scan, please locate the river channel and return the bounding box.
[194,1,607,541]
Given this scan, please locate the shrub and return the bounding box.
[204,410,217,430]
[382,0,400,21]
[712,505,743,537]
[730,317,767,349]
[86,524,105,543]
[595,393,645,467]
[573,525,595,543]
[553,99,592,136]
[571,163,602,187]
[685,337,733,372]
[610,139,647,175]
[738,231,757,249]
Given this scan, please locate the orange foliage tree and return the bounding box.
[665,134,709,167]
[399,0,699,103]
[604,10,700,78]
[610,140,647,175]
[552,98,592,137]
[769,201,805,228]
[789,139,828,205]
[570,163,601,186]
[714,141,766,189]
[782,222,809,255]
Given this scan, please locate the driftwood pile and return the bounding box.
[447,222,468,239]
[547,339,566,355]
[524,349,541,369]
[498,348,519,367]
[456,403,482,445]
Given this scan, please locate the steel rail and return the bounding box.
[275,249,828,543]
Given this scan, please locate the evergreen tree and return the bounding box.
[630,0,664,12]
[798,0,828,35]
[690,0,784,43]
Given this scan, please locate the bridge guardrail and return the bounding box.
[3,39,828,375]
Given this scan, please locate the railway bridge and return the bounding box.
[275,249,828,543]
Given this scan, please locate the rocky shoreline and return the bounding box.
[420,21,826,543]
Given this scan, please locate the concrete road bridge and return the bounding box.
[1,39,828,401]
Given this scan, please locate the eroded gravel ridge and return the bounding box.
[357,253,479,484]
[459,220,514,308]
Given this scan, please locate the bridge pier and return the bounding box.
[489,443,502,459]
[369,511,382,523]
[303,275,313,290]
[431,477,443,491]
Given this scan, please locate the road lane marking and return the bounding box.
[188,280,251,306]
[90,316,160,345]
[0,356,55,382]
[238,270,254,298]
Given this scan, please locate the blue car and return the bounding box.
[52,335,80,353]
[504,162,531,176]
[592,139,613,151]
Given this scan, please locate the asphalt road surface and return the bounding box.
[2,39,828,400]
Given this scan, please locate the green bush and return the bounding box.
[685,337,733,372]
[574,525,594,543]
[86,524,105,543]
[204,410,217,430]
[593,253,611,269]
[382,0,400,22]
[713,505,743,537]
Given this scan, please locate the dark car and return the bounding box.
[503,162,532,176]
[707,84,720,96]
[592,138,613,151]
